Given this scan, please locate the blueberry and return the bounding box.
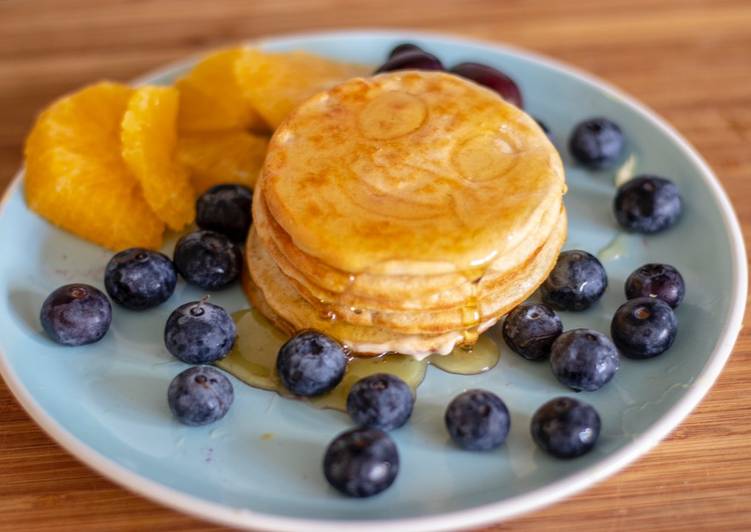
[531,397,601,459]
[347,373,414,431]
[614,175,683,234]
[104,248,177,310]
[388,43,423,59]
[569,117,625,169]
[323,427,399,498]
[611,297,677,359]
[196,184,253,243]
[40,284,112,346]
[550,329,619,391]
[502,303,563,360]
[444,389,510,451]
[541,250,608,311]
[374,50,443,74]
[163,300,236,364]
[173,230,242,290]
[625,263,685,308]
[167,366,234,426]
[450,62,523,108]
[276,330,347,396]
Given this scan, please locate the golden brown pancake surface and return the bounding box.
[262,70,565,275]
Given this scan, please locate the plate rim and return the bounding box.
[0,28,746,532]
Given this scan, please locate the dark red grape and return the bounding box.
[450,62,524,108]
[374,50,444,74]
[388,43,423,59]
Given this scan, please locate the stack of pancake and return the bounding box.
[245,70,567,359]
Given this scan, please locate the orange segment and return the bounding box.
[235,49,371,128]
[24,82,164,251]
[177,129,269,194]
[176,48,267,133]
[121,86,195,230]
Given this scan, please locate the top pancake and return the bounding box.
[262,70,565,275]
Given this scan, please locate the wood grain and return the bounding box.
[1,0,750,530]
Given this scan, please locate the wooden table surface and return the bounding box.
[1,0,750,530]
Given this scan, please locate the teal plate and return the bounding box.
[0,30,746,531]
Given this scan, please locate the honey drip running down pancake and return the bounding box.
[247,70,567,358]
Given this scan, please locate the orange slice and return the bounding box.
[235,49,371,128]
[24,82,164,251]
[176,48,267,133]
[177,129,269,194]
[121,85,195,230]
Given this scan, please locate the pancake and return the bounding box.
[261,70,565,275]
[246,209,566,348]
[246,69,568,357]
[254,177,563,310]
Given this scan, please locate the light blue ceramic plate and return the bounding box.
[0,30,746,531]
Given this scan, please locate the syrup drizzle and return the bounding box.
[428,333,500,375]
[216,308,501,412]
[459,267,485,347]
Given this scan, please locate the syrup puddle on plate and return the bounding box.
[427,334,499,375]
[215,309,501,412]
[597,231,645,263]
[597,233,630,262]
[613,153,637,188]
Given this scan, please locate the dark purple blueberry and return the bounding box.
[450,62,523,108]
[611,297,677,359]
[569,117,625,169]
[444,389,510,451]
[388,42,423,59]
[374,50,443,74]
[104,248,177,310]
[347,373,414,431]
[40,283,111,346]
[625,263,685,308]
[502,303,563,360]
[167,366,234,426]
[550,329,619,391]
[276,330,347,397]
[323,427,399,498]
[163,300,236,364]
[173,230,242,290]
[531,397,601,459]
[614,175,683,234]
[541,250,608,311]
[196,184,253,243]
